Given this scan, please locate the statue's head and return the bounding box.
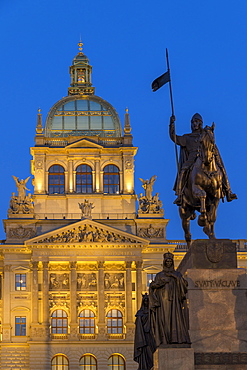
[141,293,149,308]
[163,252,174,270]
[191,113,203,132]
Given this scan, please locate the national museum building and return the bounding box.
[0,45,246,370]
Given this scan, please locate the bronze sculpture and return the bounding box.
[169,114,237,246]
[134,293,156,370]
[149,252,190,346]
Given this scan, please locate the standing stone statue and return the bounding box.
[78,200,94,219]
[12,176,30,202]
[138,176,164,215]
[134,293,156,370]
[139,175,157,201]
[149,252,190,346]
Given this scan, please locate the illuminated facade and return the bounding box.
[0,44,173,370]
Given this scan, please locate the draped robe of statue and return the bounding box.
[149,255,190,346]
[134,294,156,370]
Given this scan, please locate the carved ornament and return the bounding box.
[49,264,70,271]
[49,273,70,290]
[77,263,97,271]
[8,227,36,239]
[104,263,125,271]
[77,273,97,290]
[138,225,164,238]
[104,273,125,290]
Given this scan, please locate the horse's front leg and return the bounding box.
[179,206,192,247]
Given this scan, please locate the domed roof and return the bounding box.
[45,95,122,138]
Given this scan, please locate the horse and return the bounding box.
[179,124,223,247]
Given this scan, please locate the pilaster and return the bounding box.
[125,261,135,340]
[97,261,105,339]
[70,261,78,339]
[136,260,143,311]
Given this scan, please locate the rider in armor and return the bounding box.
[169,113,237,206]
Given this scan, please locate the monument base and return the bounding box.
[177,239,247,368]
[154,346,194,370]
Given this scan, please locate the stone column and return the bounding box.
[68,159,73,193]
[95,160,100,193]
[2,265,11,342]
[100,170,104,193]
[136,260,143,311]
[97,261,105,339]
[42,261,50,339]
[70,261,78,339]
[125,261,135,340]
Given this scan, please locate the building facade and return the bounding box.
[0,44,173,370]
[1,44,247,370]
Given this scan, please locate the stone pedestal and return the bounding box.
[178,239,247,368]
[154,346,194,370]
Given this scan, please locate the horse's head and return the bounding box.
[200,124,215,166]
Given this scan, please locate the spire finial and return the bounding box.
[124,107,132,135]
[78,39,83,53]
[36,108,43,134]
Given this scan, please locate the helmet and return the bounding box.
[191,113,203,123]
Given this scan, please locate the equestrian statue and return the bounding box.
[169,113,237,247]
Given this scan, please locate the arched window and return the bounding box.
[79,354,97,370]
[51,310,68,334]
[79,309,95,334]
[76,164,92,193]
[106,309,123,334]
[108,354,125,370]
[48,165,65,194]
[51,354,69,370]
[103,165,120,194]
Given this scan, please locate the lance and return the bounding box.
[152,49,179,172]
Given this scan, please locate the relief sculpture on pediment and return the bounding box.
[37,224,137,244]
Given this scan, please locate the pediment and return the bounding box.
[25,219,149,247]
[66,138,103,149]
[143,265,162,272]
[11,265,30,272]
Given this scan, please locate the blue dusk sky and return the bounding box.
[0,0,246,241]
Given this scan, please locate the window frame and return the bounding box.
[76,164,93,194]
[79,354,97,370]
[103,165,120,194]
[15,273,27,291]
[79,309,96,334]
[48,164,65,194]
[51,309,68,334]
[15,316,26,336]
[106,309,123,334]
[51,354,69,370]
[108,354,125,370]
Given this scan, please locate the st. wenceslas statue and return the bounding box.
[149,252,190,346]
[169,114,237,246]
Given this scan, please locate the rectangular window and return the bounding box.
[15,274,26,291]
[15,316,26,336]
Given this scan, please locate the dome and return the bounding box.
[45,95,122,138]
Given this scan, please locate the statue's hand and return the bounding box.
[170,115,176,125]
